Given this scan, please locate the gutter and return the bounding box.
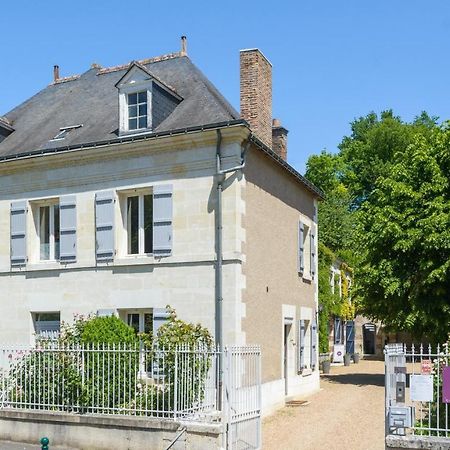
[0,119,247,163]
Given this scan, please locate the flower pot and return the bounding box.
[322,360,331,374]
[353,353,360,364]
[344,353,351,366]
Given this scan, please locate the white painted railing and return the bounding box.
[0,342,219,420]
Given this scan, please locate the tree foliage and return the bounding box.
[356,125,450,342]
[306,110,448,343]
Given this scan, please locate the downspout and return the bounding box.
[215,129,248,412]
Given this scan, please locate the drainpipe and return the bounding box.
[215,129,248,411]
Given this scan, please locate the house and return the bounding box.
[0,38,322,412]
[328,259,389,359]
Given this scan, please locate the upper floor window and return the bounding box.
[39,203,60,261]
[127,193,153,255]
[127,92,148,130]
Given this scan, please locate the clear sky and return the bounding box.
[1,1,449,173]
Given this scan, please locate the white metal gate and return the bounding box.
[224,345,262,450]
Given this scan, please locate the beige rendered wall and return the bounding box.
[242,147,317,383]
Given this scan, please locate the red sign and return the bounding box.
[421,359,432,374]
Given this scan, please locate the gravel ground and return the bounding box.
[262,360,385,450]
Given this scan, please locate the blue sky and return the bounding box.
[1,1,449,173]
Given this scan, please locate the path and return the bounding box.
[263,360,385,450]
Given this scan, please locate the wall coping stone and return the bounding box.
[386,434,450,449]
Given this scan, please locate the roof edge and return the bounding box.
[0,120,247,163]
[249,134,325,199]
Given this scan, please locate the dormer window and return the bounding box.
[50,124,83,141]
[116,61,182,136]
[128,91,148,130]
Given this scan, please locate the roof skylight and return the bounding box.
[51,124,83,141]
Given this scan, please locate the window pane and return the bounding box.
[128,93,137,105]
[54,205,60,260]
[127,196,139,254]
[128,105,137,118]
[144,313,153,334]
[127,314,140,334]
[138,116,147,129]
[36,312,60,322]
[138,91,147,103]
[138,104,147,116]
[144,195,153,253]
[128,118,138,130]
[40,206,50,260]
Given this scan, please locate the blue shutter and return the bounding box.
[10,201,27,266]
[346,320,355,354]
[298,319,306,372]
[97,309,115,317]
[311,318,318,370]
[298,221,304,274]
[153,308,170,337]
[59,195,77,263]
[153,185,173,257]
[95,191,115,262]
[310,225,316,278]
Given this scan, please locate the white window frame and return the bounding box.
[124,309,153,334]
[122,189,153,256]
[38,201,60,262]
[118,76,153,134]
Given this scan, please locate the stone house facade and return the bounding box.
[0,40,322,412]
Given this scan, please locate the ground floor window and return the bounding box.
[33,312,60,339]
[125,310,153,335]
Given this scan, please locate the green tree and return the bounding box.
[356,124,450,342]
[305,151,353,252]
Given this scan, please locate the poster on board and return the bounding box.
[410,375,434,402]
[333,344,345,363]
[443,367,450,404]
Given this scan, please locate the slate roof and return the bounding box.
[0,54,239,158]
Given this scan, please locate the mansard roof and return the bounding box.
[0,53,239,158]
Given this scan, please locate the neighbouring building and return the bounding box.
[0,38,323,412]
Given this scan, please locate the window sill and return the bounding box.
[114,255,155,266]
[301,368,313,377]
[26,261,62,271]
[301,273,312,282]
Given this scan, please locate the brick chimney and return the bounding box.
[240,49,272,148]
[272,118,288,160]
[53,65,60,82]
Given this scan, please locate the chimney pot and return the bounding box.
[240,49,272,147]
[53,65,60,82]
[180,36,187,55]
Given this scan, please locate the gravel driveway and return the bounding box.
[263,360,385,450]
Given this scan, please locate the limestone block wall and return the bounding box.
[0,130,246,345]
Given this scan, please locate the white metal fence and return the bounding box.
[0,342,262,448]
[385,343,450,437]
[0,342,219,420]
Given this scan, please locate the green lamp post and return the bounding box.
[40,437,49,450]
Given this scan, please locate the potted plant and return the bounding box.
[353,352,360,363]
[322,358,331,374]
[344,353,351,366]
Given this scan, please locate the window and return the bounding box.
[50,124,83,141]
[33,312,60,339]
[126,194,153,255]
[127,91,148,130]
[39,204,60,261]
[127,311,153,334]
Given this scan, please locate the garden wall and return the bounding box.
[386,434,450,449]
[0,409,223,450]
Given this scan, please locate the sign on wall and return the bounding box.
[410,375,434,402]
[421,359,432,374]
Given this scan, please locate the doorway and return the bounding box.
[283,323,292,395]
[363,323,376,354]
